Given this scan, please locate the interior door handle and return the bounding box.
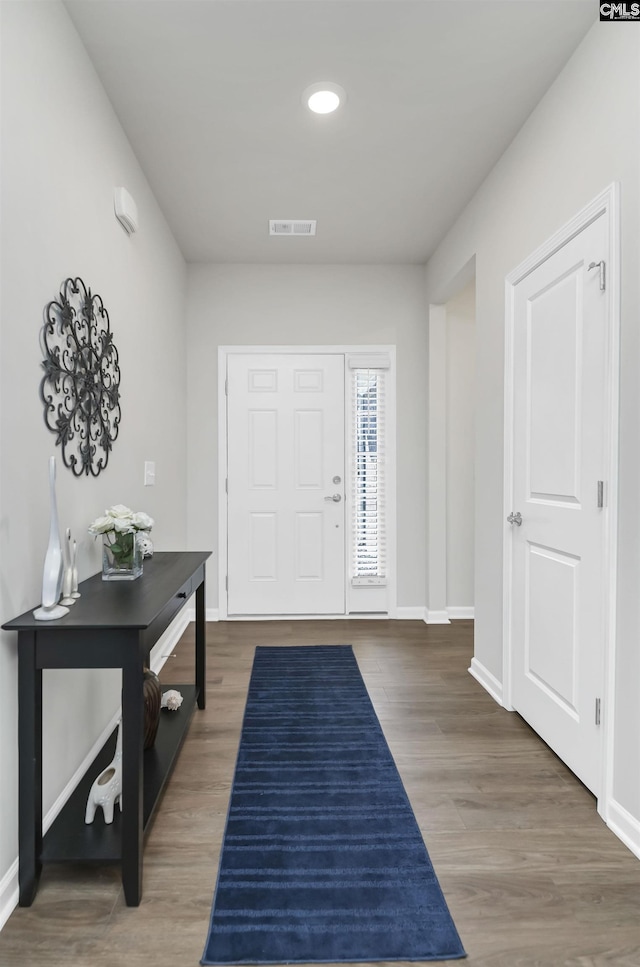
[324,494,342,502]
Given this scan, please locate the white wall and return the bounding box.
[186,264,427,611]
[0,1,187,916]
[445,281,475,610]
[424,26,640,834]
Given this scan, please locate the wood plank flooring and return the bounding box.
[1,619,639,966]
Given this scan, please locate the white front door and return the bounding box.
[226,353,345,615]
[509,212,609,795]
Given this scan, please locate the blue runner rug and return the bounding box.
[201,645,466,964]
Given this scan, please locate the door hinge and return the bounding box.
[225,575,228,592]
[597,480,605,508]
[224,378,228,396]
[595,697,601,726]
[588,260,606,291]
[225,477,228,494]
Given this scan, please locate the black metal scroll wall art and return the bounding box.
[40,277,121,476]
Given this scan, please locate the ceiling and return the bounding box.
[64,1,596,265]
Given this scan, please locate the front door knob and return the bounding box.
[324,494,342,503]
[507,511,522,526]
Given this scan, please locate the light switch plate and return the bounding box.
[144,461,156,486]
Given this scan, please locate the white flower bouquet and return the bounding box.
[89,504,154,573]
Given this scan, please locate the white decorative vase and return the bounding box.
[70,538,81,599]
[60,529,75,606]
[33,457,69,621]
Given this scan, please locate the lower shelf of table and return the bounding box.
[42,683,198,864]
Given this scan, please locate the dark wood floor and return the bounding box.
[1,619,639,966]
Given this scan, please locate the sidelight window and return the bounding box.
[350,361,388,584]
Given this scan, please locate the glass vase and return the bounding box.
[102,532,143,581]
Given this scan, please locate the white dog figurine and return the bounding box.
[85,721,122,824]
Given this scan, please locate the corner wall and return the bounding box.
[424,25,640,834]
[0,1,187,919]
[445,281,476,611]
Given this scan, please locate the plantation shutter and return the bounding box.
[349,354,389,583]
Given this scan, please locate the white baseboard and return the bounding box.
[179,607,473,624]
[0,609,190,934]
[151,611,193,671]
[424,609,451,625]
[190,607,470,624]
[447,606,475,620]
[396,607,427,620]
[605,798,640,860]
[0,860,18,932]
[468,656,504,706]
[219,612,393,621]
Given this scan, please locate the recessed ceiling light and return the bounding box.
[308,90,340,114]
[303,82,346,115]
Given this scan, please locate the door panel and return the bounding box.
[249,410,277,488]
[249,513,277,580]
[510,213,608,795]
[227,353,345,615]
[295,410,324,488]
[525,543,579,715]
[528,270,581,500]
[295,513,324,580]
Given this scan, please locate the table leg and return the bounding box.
[196,575,206,710]
[121,647,144,906]
[18,632,42,906]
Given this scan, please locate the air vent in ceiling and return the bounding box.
[269,220,317,236]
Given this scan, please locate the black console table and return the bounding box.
[2,550,210,907]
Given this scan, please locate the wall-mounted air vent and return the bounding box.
[269,220,317,236]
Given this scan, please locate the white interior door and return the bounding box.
[226,353,345,615]
[509,213,609,795]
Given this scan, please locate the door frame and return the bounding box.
[502,183,620,818]
[218,345,397,621]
